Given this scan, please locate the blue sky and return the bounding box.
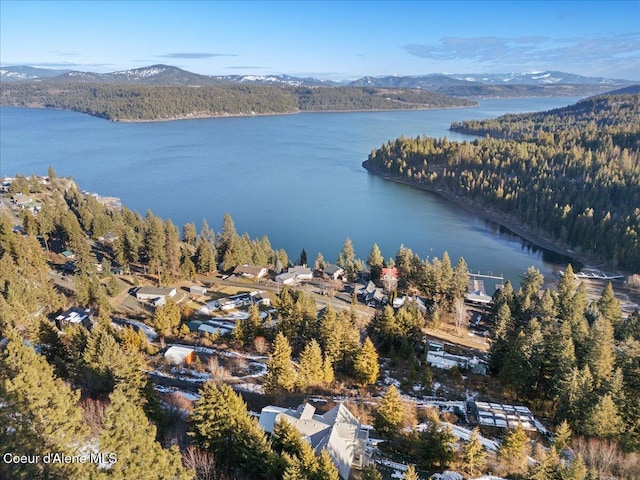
[1,1,639,80]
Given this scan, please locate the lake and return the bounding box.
[0,97,584,286]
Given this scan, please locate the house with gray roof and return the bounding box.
[259,403,369,479]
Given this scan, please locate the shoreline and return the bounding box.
[0,103,477,123]
[361,163,609,275]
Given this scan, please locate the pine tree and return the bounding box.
[297,339,325,389]
[361,464,383,480]
[353,337,379,385]
[313,449,340,480]
[154,298,182,337]
[498,424,529,475]
[554,420,572,452]
[322,355,335,384]
[98,387,189,480]
[263,332,296,393]
[583,393,623,438]
[585,316,615,388]
[82,323,148,400]
[462,427,486,475]
[0,332,90,480]
[367,243,384,282]
[597,282,622,328]
[189,382,273,477]
[404,464,420,480]
[531,446,561,480]
[374,385,404,437]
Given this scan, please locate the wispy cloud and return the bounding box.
[224,65,269,70]
[404,33,640,76]
[49,50,79,58]
[12,61,113,69]
[155,52,238,59]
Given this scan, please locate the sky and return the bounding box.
[1,0,639,81]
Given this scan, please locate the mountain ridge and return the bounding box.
[1,64,634,89]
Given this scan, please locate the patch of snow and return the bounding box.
[233,382,264,394]
[430,472,463,480]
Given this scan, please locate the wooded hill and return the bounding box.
[0,82,476,121]
[363,93,640,272]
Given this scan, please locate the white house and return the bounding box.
[190,285,208,296]
[259,403,369,480]
[135,286,177,303]
[275,272,297,285]
[323,263,344,281]
[233,264,268,279]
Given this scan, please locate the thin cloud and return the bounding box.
[224,66,269,70]
[12,61,113,69]
[49,50,79,58]
[404,33,640,73]
[155,52,238,59]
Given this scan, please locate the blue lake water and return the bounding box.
[0,97,584,286]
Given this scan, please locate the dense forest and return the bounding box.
[2,172,639,478]
[364,93,640,272]
[0,82,476,121]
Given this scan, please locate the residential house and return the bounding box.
[276,265,313,285]
[135,286,177,305]
[323,263,344,281]
[55,307,95,330]
[275,272,297,286]
[259,403,370,480]
[233,264,268,279]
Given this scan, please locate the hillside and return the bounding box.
[0,82,476,121]
[363,93,640,272]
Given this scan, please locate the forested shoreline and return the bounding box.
[363,93,640,273]
[0,82,476,121]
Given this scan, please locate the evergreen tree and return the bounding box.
[554,420,572,452]
[98,387,189,480]
[313,449,340,480]
[299,248,308,266]
[143,212,166,284]
[314,252,326,271]
[182,222,197,246]
[264,332,296,393]
[353,337,379,385]
[322,355,335,385]
[414,419,456,470]
[585,316,615,388]
[582,393,623,438]
[153,298,182,337]
[367,243,384,282]
[597,282,622,328]
[337,237,356,280]
[497,424,529,475]
[374,385,404,437]
[462,427,486,475]
[81,323,147,400]
[361,464,383,480]
[404,465,420,480]
[0,332,90,480]
[189,382,273,478]
[195,237,217,274]
[297,339,325,389]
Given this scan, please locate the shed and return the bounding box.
[190,285,208,296]
[164,346,196,366]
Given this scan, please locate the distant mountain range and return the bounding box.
[1,64,635,90]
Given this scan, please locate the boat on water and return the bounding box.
[557,269,624,280]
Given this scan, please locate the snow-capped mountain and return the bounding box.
[1,65,634,92]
